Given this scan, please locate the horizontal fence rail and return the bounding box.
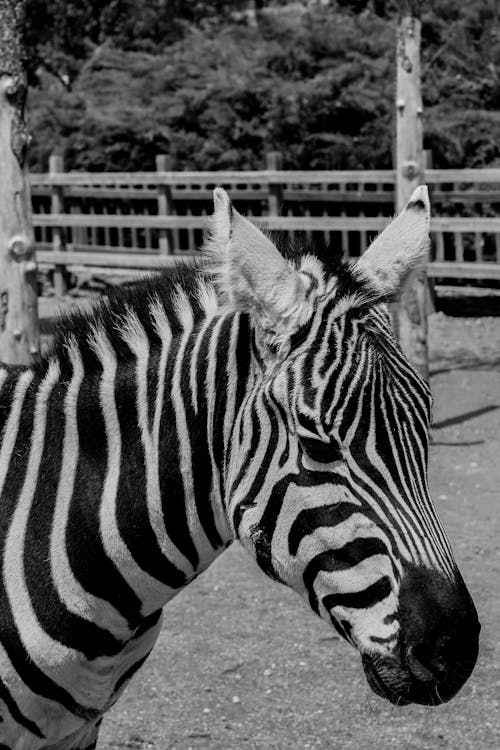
[33,214,500,233]
[31,161,500,288]
[30,169,398,186]
[28,167,500,186]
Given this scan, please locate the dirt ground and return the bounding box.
[42,291,500,750]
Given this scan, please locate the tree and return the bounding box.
[24,0,500,172]
[0,0,39,363]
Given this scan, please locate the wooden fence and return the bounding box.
[30,158,500,290]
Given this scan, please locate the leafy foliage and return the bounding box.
[25,0,500,171]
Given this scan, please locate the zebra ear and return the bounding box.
[356,185,431,298]
[205,188,311,338]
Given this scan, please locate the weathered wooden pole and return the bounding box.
[267,150,283,218]
[156,154,174,257]
[0,0,39,364]
[394,1,428,379]
[50,152,67,297]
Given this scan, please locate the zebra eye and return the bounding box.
[300,436,343,464]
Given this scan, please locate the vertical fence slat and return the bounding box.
[186,201,195,254]
[435,231,445,262]
[89,202,97,249]
[340,195,348,258]
[322,204,329,247]
[143,202,151,251]
[359,202,367,257]
[69,204,81,250]
[495,232,500,264]
[305,204,313,245]
[267,152,283,239]
[103,204,111,249]
[130,195,138,251]
[116,202,124,249]
[321,180,329,247]
[49,154,66,296]
[156,155,174,256]
[474,231,482,262]
[288,204,296,246]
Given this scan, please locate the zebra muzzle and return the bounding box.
[361,564,480,706]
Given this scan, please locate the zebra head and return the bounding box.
[207,186,479,707]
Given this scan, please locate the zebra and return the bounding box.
[0,184,479,748]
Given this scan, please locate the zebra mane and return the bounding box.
[39,263,211,375]
[37,234,370,376]
[271,233,379,314]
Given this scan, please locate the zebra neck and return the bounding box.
[0,306,256,634]
[87,306,255,619]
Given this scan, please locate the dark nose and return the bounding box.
[406,638,453,683]
[399,564,480,702]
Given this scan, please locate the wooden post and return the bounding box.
[0,0,39,364]
[50,153,67,296]
[156,154,174,256]
[393,4,428,380]
[423,148,436,314]
[267,151,283,218]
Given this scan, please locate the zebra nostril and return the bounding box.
[406,643,447,683]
